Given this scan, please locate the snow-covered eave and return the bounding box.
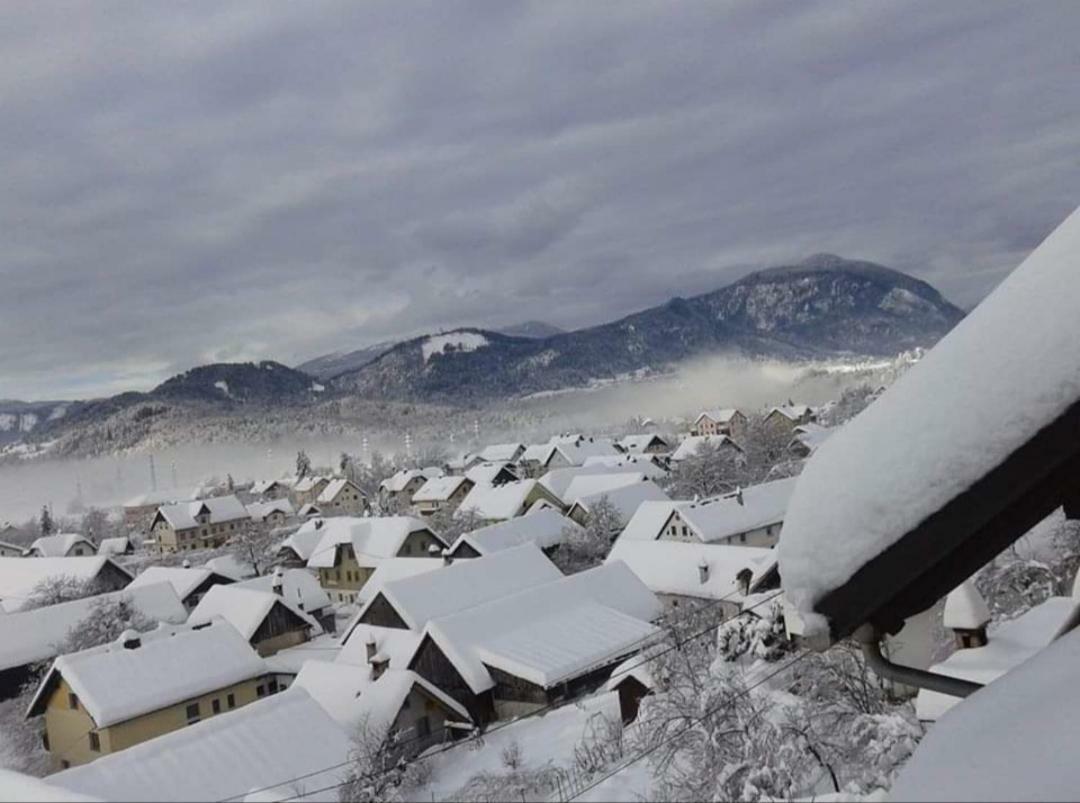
[812,401,1080,644]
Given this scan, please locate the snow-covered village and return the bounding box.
[2,4,1079,802]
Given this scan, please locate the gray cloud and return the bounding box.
[1,0,1078,399]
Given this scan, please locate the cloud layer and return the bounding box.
[1,1,1077,399]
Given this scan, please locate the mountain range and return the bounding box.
[1,254,965,453]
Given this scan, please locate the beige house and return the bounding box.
[315,478,368,516]
[762,404,815,437]
[122,489,197,536]
[150,495,251,553]
[188,585,322,656]
[291,476,330,508]
[307,517,448,604]
[691,408,748,439]
[27,621,273,769]
[411,476,475,517]
[25,534,97,558]
[379,468,442,508]
[246,499,295,533]
[0,540,25,558]
[456,480,565,524]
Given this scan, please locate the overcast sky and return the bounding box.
[1,1,1077,400]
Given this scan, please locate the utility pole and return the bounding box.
[148,454,158,491]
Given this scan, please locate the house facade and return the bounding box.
[412,476,475,517]
[691,408,748,440]
[316,479,368,516]
[150,496,250,553]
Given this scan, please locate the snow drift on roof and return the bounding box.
[560,473,648,505]
[942,581,992,630]
[412,475,471,502]
[539,464,654,499]
[239,569,331,614]
[50,689,351,802]
[670,434,741,462]
[96,537,131,557]
[607,540,771,601]
[188,585,321,640]
[306,516,440,569]
[452,509,582,556]
[29,621,267,728]
[27,533,96,557]
[0,556,132,613]
[779,207,1080,626]
[570,481,670,526]
[676,477,797,543]
[457,480,549,521]
[127,566,226,602]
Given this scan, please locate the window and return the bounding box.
[681,526,688,537]
[68,692,79,710]
[256,685,266,698]
[268,680,279,694]
[186,702,201,724]
[227,693,236,709]
[61,760,70,770]
[416,716,431,738]
[212,698,221,714]
[88,732,100,752]
[739,533,747,543]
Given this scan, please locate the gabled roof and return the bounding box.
[464,461,519,486]
[0,582,187,673]
[96,537,131,557]
[943,581,991,630]
[670,434,743,462]
[345,544,562,636]
[450,509,582,556]
[246,498,294,522]
[239,569,332,614]
[671,476,797,543]
[351,557,445,608]
[306,516,445,569]
[337,623,424,672]
[0,556,134,613]
[27,621,267,728]
[567,481,671,527]
[694,408,742,424]
[476,443,525,462]
[457,479,556,521]
[188,585,321,640]
[317,477,364,504]
[127,566,234,603]
[412,475,472,503]
[292,475,328,494]
[293,664,470,732]
[153,495,249,530]
[607,539,771,601]
[419,561,662,694]
[779,207,1080,642]
[50,689,351,803]
[250,479,285,495]
[380,467,443,493]
[26,533,97,557]
[276,521,326,561]
[202,553,258,581]
[615,433,671,453]
[767,404,811,421]
[543,440,621,467]
[560,472,648,506]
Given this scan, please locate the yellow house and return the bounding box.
[27,621,274,769]
[306,517,448,604]
[150,495,251,553]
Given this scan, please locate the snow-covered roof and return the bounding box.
[893,622,1080,802]
[337,622,423,672]
[412,475,471,502]
[275,521,325,561]
[457,479,551,521]
[943,580,992,630]
[26,533,96,557]
[788,423,834,454]
[670,434,742,462]
[767,404,811,421]
[618,500,691,542]
[346,543,562,637]
[544,440,621,467]
[521,443,554,462]
[0,769,100,802]
[203,553,258,581]
[615,433,670,453]
[560,472,648,506]
[239,568,332,614]
[0,582,187,672]
[50,689,352,802]
[604,648,659,692]
[188,585,321,640]
[317,477,363,504]
[293,663,470,732]
[261,632,341,675]
[306,516,442,569]
[695,408,742,424]
[568,481,671,526]
[352,557,444,607]
[297,503,321,517]
[464,461,519,486]
[96,537,131,557]
[581,453,669,478]
[249,479,284,495]
[450,509,582,556]
[423,561,662,694]
[779,208,1080,633]
[607,540,771,601]
[539,464,655,499]
[914,595,1076,722]
[246,498,294,522]
[28,621,267,728]
[0,556,133,613]
[292,475,328,494]
[477,443,525,462]
[673,477,798,543]
[380,467,442,493]
[154,495,249,530]
[127,566,232,603]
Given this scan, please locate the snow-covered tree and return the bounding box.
[295,450,312,480]
[552,495,621,573]
[38,506,54,537]
[54,593,154,655]
[21,575,101,611]
[337,716,429,803]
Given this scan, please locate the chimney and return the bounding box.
[697,558,709,585]
[120,629,141,650]
[365,634,377,662]
[181,559,191,569]
[736,568,752,596]
[428,544,441,557]
[369,653,389,680]
[735,487,744,506]
[441,548,454,567]
[295,585,305,612]
[271,567,284,596]
[314,519,324,530]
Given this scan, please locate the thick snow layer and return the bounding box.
[893,622,1080,801]
[26,533,96,557]
[618,500,691,542]
[379,467,442,493]
[676,477,797,543]
[0,582,187,672]
[239,568,331,614]
[50,689,351,802]
[411,475,470,502]
[317,478,360,504]
[0,556,132,613]
[155,494,249,530]
[262,633,341,675]
[203,553,257,581]
[306,515,439,569]
[337,622,422,671]
[561,472,648,505]
[546,440,622,467]
[28,621,267,728]
[476,442,524,462]
[451,509,582,556]
[421,331,489,362]
[615,433,670,454]
[915,596,1075,722]
[0,769,101,802]
[607,539,771,601]
[669,434,741,462]
[96,537,131,557]
[464,461,519,486]
[457,479,547,520]
[246,498,294,522]
[780,208,1080,619]
[570,480,671,526]
[540,464,653,499]
[127,566,224,602]
[343,543,561,636]
[942,581,991,630]
[188,585,321,640]
[424,561,661,694]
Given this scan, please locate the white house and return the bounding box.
[656,477,798,547]
[24,533,97,558]
[447,509,583,559]
[669,434,744,463]
[456,479,564,523]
